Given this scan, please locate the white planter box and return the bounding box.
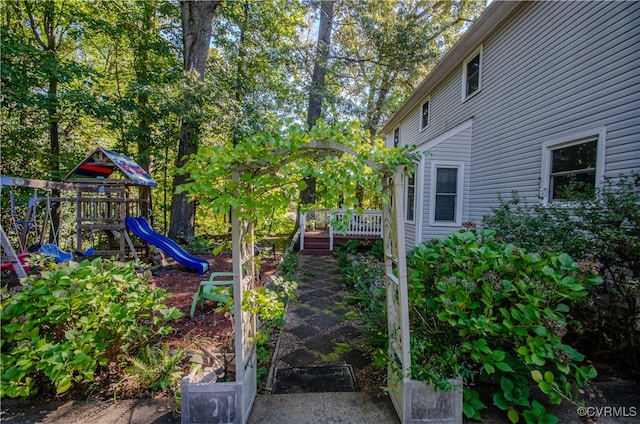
[389,375,462,424]
[181,371,242,424]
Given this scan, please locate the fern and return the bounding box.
[125,343,185,392]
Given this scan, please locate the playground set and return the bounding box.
[1,147,209,278]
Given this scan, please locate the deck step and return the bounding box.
[301,249,332,256]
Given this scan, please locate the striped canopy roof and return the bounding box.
[65,148,158,187]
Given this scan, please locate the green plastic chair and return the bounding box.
[190,272,234,318]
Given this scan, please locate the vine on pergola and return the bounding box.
[177,120,418,226]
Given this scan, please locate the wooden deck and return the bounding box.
[300,229,381,256]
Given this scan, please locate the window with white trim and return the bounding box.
[393,127,399,147]
[462,47,482,99]
[430,163,463,225]
[405,171,416,222]
[548,137,598,201]
[421,99,430,130]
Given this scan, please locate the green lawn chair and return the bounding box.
[190,272,234,318]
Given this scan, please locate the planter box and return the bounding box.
[389,376,462,424]
[181,371,242,424]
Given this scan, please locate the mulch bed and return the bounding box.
[0,252,280,401]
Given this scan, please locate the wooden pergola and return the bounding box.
[183,140,411,424]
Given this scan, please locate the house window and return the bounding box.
[549,137,598,201]
[430,163,463,225]
[394,128,399,147]
[406,171,416,222]
[434,168,458,221]
[463,48,482,99]
[421,100,430,129]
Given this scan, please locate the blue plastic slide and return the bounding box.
[125,217,209,275]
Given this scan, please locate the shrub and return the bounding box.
[408,229,602,423]
[242,276,297,382]
[334,243,388,370]
[277,251,299,280]
[483,173,640,372]
[0,257,183,398]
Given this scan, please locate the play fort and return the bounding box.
[1,148,208,277]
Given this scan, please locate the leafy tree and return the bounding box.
[168,0,221,242]
[331,0,487,137]
[209,0,308,144]
[301,0,336,209]
[1,0,99,178]
[85,0,183,218]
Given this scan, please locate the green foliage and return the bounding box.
[0,257,183,398]
[277,251,300,280]
[178,119,418,225]
[242,276,298,382]
[483,173,640,370]
[334,244,388,371]
[408,229,602,423]
[370,239,384,262]
[124,343,185,394]
[329,0,488,137]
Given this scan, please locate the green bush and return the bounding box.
[483,173,640,371]
[0,257,183,398]
[277,251,299,280]
[334,244,388,370]
[408,230,601,423]
[242,276,297,382]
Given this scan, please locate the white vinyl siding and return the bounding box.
[414,122,472,244]
[387,1,639,241]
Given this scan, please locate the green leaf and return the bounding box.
[64,330,78,340]
[484,362,496,374]
[493,392,510,410]
[531,370,543,382]
[508,407,520,423]
[530,353,545,366]
[495,361,514,372]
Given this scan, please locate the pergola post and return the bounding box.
[382,166,412,418]
[231,169,257,424]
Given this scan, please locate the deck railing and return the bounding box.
[300,209,382,251]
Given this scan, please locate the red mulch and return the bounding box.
[0,253,280,400]
[152,253,279,349]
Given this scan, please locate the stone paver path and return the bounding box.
[271,254,384,392]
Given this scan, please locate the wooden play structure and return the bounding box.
[1,148,157,277]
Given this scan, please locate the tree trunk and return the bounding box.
[168,0,220,242]
[301,0,335,206]
[306,0,335,129]
[135,0,154,222]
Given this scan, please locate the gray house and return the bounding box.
[382,0,640,248]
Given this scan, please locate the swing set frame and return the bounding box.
[1,176,149,277]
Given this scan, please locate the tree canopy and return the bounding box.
[1,0,487,237]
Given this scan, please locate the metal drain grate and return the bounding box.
[273,365,359,394]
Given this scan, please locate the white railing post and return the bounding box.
[300,212,305,251]
[329,224,334,251]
